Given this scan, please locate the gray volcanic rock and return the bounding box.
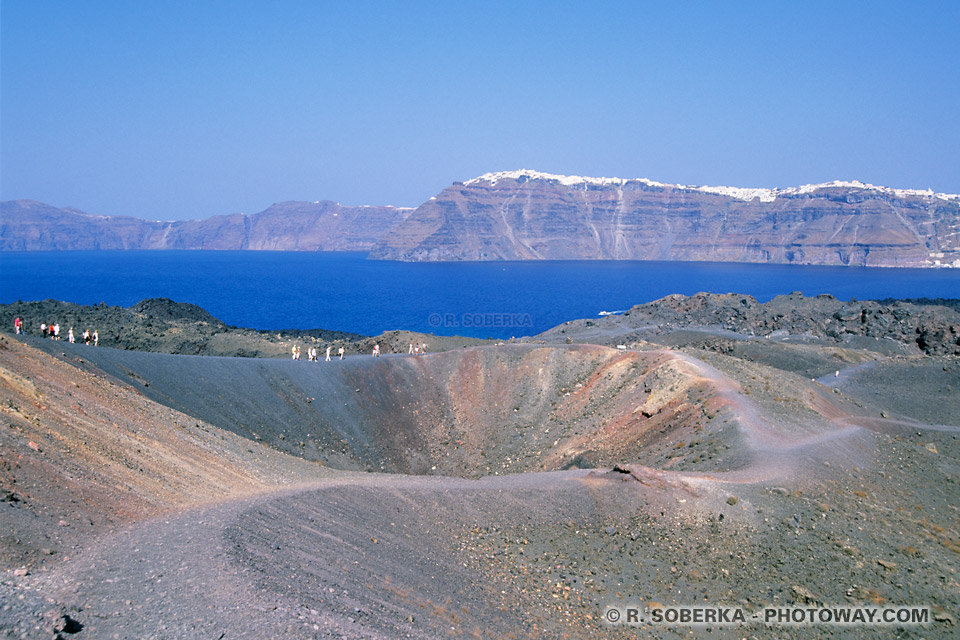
[368,170,960,266]
[540,291,960,356]
[0,199,412,251]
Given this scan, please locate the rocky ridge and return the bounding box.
[0,298,490,358]
[542,292,960,356]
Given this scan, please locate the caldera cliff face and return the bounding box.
[368,170,960,266]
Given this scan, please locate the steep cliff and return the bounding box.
[6,171,960,266]
[368,170,960,267]
[0,200,412,251]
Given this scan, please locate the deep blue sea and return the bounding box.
[1,251,958,338]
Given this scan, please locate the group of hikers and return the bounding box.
[13,317,98,346]
[291,345,345,361]
[13,315,434,359]
[290,341,429,361]
[407,342,428,356]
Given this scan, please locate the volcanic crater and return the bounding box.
[43,342,791,479]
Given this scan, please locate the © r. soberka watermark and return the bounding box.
[427,312,533,329]
[603,604,932,626]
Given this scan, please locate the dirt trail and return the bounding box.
[30,472,603,639]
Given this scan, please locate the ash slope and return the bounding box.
[0,335,332,568]
[2,317,959,638]
[369,170,960,266]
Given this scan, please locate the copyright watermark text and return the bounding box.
[604,605,931,626]
[427,312,532,329]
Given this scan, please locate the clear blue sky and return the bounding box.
[2,1,958,220]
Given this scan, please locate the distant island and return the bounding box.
[4,170,959,267]
[0,199,412,252]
